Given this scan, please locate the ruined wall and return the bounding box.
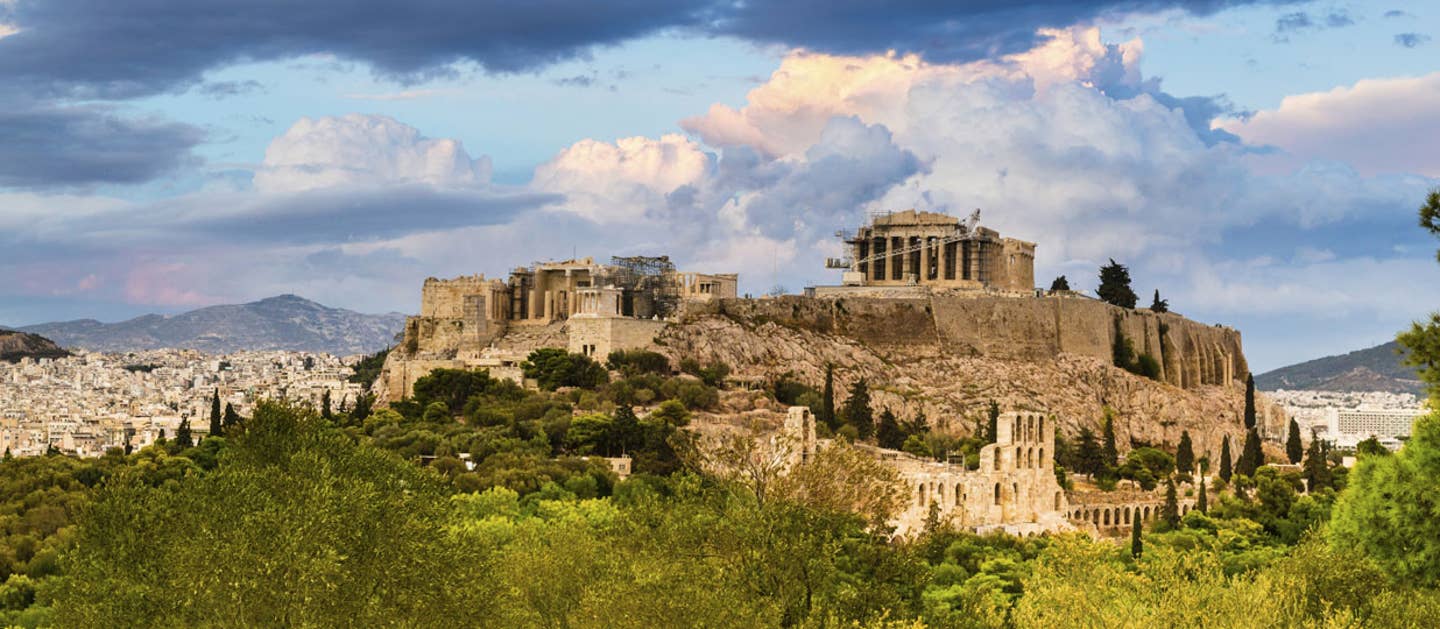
[567,318,669,359]
[420,275,490,318]
[686,295,1247,391]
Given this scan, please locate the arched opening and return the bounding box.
[1054,492,1063,510]
[955,485,963,506]
[1028,416,1036,441]
[1039,416,1044,438]
[1103,510,1111,526]
[1039,448,1044,467]
[1124,506,1131,523]
[918,484,926,507]
[1143,506,1151,520]
[1012,482,1019,503]
[993,483,1001,505]
[994,452,1002,471]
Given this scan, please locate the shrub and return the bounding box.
[522,348,609,391]
[606,350,671,376]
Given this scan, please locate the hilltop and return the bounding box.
[0,330,70,362]
[17,295,405,356]
[1255,340,1423,395]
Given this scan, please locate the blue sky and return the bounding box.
[1,0,1438,372]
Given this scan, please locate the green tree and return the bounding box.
[223,403,241,428]
[1075,426,1103,477]
[1244,373,1257,430]
[1301,438,1331,492]
[1196,477,1208,514]
[522,348,608,391]
[841,378,874,440]
[1331,413,1440,586]
[1175,430,1194,477]
[1130,509,1143,558]
[876,409,904,450]
[1149,289,1169,313]
[1097,259,1138,309]
[175,418,194,449]
[1050,275,1070,291]
[1219,434,1233,483]
[820,364,836,430]
[1286,418,1303,464]
[1101,411,1118,471]
[1236,429,1263,478]
[209,389,222,437]
[1161,479,1180,530]
[986,400,1000,444]
[321,389,333,421]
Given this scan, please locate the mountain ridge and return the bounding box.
[1255,340,1423,395]
[16,295,405,356]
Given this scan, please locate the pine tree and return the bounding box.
[1175,430,1194,477]
[1162,478,1180,529]
[1101,411,1119,470]
[1197,477,1208,513]
[223,403,241,428]
[322,390,333,421]
[1076,426,1102,477]
[820,364,837,430]
[1097,259,1138,308]
[1302,438,1331,492]
[842,379,874,439]
[175,418,194,449]
[876,409,904,450]
[1237,428,1263,477]
[209,389,222,437]
[611,405,642,454]
[1243,373,1257,430]
[1130,510,1143,558]
[1218,434,1233,483]
[1050,275,1070,291]
[1286,418,1303,464]
[1149,289,1169,313]
[986,400,1000,444]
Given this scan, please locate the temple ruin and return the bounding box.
[816,209,1035,296]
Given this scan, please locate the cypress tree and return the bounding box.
[1197,477,1208,513]
[1237,428,1263,477]
[175,418,194,449]
[1130,510,1143,558]
[1076,426,1102,477]
[223,403,241,428]
[986,400,1000,444]
[1219,434,1233,483]
[1162,478,1180,529]
[209,389,222,437]
[1149,289,1169,313]
[842,378,874,439]
[1101,412,1118,470]
[322,390,333,421]
[1286,418,1303,464]
[611,405,641,455]
[1175,430,1194,477]
[1243,374,1257,430]
[1302,438,1331,491]
[820,364,837,430]
[1097,259,1138,308]
[876,409,904,450]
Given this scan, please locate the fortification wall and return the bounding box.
[567,318,669,359]
[686,295,1246,391]
[420,275,490,319]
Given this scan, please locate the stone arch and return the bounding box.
[1054,491,1063,511]
[1143,506,1151,520]
[1182,503,1189,515]
[1012,482,1019,503]
[1103,510,1111,526]
[955,485,963,507]
[918,484,926,507]
[1039,416,1045,438]
[1028,416,1036,441]
[1124,506,1131,523]
[993,483,1001,505]
[1039,447,1044,467]
[994,451,1002,471]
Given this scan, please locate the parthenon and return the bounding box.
[823,209,1035,294]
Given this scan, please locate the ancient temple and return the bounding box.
[824,209,1035,293]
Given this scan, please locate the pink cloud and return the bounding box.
[123,263,221,306]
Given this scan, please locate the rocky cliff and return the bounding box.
[666,295,1281,464]
[0,330,70,362]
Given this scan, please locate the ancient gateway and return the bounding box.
[821,209,1035,295]
[378,256,737,401]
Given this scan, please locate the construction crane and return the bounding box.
[826,209,983,271]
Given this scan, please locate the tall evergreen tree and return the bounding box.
[1218,434,1233,483]
[1130,511,1143,558]
[841,378,874,439]
[321,390,333,421]
[1175,430,1194,477]
[1302,438,1331,492]
[1162,478,1180,529]
[1197,477,1208,513]
[175,418,194,449]
[1149,289,1169,313]
[986,400,1000,444]
[1237,428,1263,477]
[209,389,222,437]
[1097,259,1138,309]
[611,405,642,454]
[876,409,904,450]
[1243,373,1257,430]
[1076,426,1103,477]
[223,403,241,428]
[1286,418,1304,464]
[1101,412,1119,470]
[820,364,837,430]
[1050,275,1070,291]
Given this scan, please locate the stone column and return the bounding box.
[920,237,931,283]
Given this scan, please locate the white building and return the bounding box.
[1331,407,1428,440]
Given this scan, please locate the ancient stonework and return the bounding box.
[825,209,1035,293]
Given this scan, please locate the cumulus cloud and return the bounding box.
[531,134,711,222]
[1216,73,1440,177]
[254,114,493,193]
[0,103,203,189]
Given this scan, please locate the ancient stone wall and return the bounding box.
[567,318,669,360]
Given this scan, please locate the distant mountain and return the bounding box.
[1255,340,1424,395]
[17,295,406,356]
[0,330,70,362]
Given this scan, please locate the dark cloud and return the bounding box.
[553,73,596,88]
[0,104,204,189]
[198,80,266,99]
[1383,10,1411,19]
[1272,9,1353,41]
[1275,12,1314,32]
[1394,32,1431,48]
[0,0,1290,99]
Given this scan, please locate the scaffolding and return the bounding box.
[609,255,680,318]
